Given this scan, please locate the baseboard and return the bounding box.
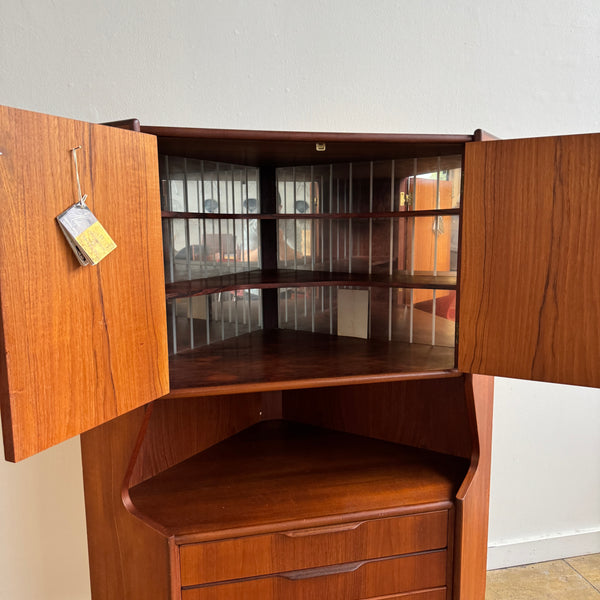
[487,530,600,570]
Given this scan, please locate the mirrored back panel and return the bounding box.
[160,156,261,283]
[160,153,461,366]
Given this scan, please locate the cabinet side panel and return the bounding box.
[0,106,169,461]
[453,374,493,600]
[80,407,172,600]
[459,134,600,388]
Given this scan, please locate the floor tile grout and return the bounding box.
[486,553,600,599]
[564,558,600,594]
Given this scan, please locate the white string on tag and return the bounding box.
[71,146,88,206]
[57,145,116,266]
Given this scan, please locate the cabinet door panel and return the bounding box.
[459,133,600,388]
[0,106,169,461]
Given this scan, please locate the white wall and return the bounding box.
[0,1,599,597]
[487,379,600,569]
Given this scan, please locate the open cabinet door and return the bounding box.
[459,133,600,388]
[0,106,169,461]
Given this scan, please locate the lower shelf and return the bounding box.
[128,420,468,542]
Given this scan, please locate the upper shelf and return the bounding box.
[165,269,457,299]
[161,208,461,220]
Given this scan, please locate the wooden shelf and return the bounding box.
[128,420,468,541]
[165,269,457,299]
[167,330,458,398]
[161,208,460,220]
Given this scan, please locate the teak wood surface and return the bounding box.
[179,511,449,586]
[283,375,493,600]
[80,375,491,600]
[6,111,598,600]
[453,375,494,600]
[128,393,282,487]
[184,590,446,600]
[128,420,465,541]
[82,392,282,600]
[80,406,174,600]
[459,133,600,388]
[161,208,460,220]
[0,113,503,600]
[282,376,473,459]
[0,106,169,461]
[167,330,458,398]
[142,125,471,167]
[180,552,448,600]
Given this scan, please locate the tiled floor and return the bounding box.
[486,553,600,599]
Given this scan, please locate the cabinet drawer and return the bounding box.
[364,590,446,600]
[182,551,447,600]
[180,510,448,586]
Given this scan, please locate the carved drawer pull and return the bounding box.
[282,521,363,537]
[279,560,365,580]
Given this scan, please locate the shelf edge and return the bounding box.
[164,369,462,399]
[171,502,455,545]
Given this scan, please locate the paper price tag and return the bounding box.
[57,202,116,266]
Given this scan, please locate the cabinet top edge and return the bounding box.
[469,130,600,145]
[140,125,475,145]
[139,126,474,166]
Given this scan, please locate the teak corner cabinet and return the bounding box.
[1,106,599,600]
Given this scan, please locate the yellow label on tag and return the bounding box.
[75,221,117,264]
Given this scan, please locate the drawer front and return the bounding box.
[180,510,448,586]
[364,591,447,600]
[182,551,447,600]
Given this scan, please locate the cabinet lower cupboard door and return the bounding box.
[181,551,447,600]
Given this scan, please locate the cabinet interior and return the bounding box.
[157,136,463,397]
